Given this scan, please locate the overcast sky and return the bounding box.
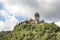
[0,0,60,31]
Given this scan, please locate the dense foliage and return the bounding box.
[1,23,60,40]
[0,31,11,40]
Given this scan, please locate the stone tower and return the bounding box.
[35,12,40,24]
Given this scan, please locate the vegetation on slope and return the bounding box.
[2,22,60,40]
[0,31,11,40]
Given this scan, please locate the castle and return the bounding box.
[20,12,44,24]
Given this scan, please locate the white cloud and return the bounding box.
[4,15,19,31]
[0,15,19,31]
[0,21,4,31]
[0,10,19,31]
[55,21,60,27]
[0,21,4,27]
[2,0,35,18]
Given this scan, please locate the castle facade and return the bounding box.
[21,12,44,24]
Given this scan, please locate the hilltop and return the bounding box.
[2,22,60,40]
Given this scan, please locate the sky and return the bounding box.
[0,0,60,31]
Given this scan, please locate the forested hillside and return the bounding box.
[0,22,60,40]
